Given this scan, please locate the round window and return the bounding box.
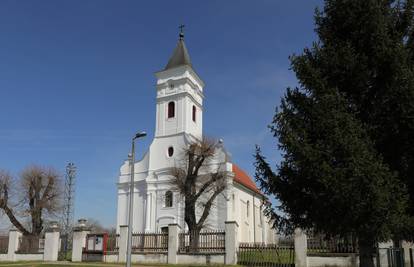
[168,147,174,157]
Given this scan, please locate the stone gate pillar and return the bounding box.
[44,222,60,261]
[225,221,239,265]
[294,228,307,267]
[168,224,180,264]
[7,229,22,261]
[71,219,90,262]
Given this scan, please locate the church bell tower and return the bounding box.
[154,28,204,140]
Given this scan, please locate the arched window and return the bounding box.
[167,102,175,118]
[165,191,173,207]
[168,146,174,157]
[246,200,250,218]
[192,105,196,122]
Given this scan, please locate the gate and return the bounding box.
[82,233,108,262]
[58,233,71,261]
[237,243,295,267]
[377,247,405,267]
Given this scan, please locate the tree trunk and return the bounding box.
[189,228,201,253]
[358,238,375,267]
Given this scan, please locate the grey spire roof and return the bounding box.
[164,38,192,70]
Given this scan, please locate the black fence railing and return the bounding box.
[17,236,44,254]
[307,236,358,254]
[238,243,295,267]
[0,236,8,254]
[131,232,168,253]
[278,237,294,247]
[178,230,225,254]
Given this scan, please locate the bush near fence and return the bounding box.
[179,230,225,254]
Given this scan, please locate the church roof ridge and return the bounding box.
[232,163,264,196]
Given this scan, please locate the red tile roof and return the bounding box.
[232,164,262,195]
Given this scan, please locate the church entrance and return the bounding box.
[237,241,295,267]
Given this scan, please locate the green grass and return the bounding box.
[237,250,294,265]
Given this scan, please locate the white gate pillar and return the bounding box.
[7,229,22,261]
[225,221,239,265]
[71,219,90,262]
[294,228,307,267]
[44,222,60,261]
[168,223,180,264]
[118,225,128,263]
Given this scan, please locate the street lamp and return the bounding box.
[126,131,146,267]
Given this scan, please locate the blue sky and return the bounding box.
[0,0,322,228]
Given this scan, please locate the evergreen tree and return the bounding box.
[255,1,414,266]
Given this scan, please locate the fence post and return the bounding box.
[294,228,307,267]
[118,225,128,263]
[71,219,90,262]
[7,229,21,261]
[225,221,239,265]
[168,223,180,264]
[44,222,60,261]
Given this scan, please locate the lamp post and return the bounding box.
[126,131,146,267]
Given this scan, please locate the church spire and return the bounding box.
[164,25,192,70]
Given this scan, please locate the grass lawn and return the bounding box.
[237,249,294,264]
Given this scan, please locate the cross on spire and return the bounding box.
[179,24,185,40]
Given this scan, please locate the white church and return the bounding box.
[116,31,276,244]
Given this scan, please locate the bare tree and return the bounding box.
[0,166,62,237]
[171,138,228,250]
[85,218,116,233]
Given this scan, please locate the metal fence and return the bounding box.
[131,231,168,253]
[106,234,119,254]
[178,230,225,254]
[238,243,295,267]
[17,236,45,254]
[278,237,294,247]
[307,236,358,254]
[0,236,8,254]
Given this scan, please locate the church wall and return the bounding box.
[116,188,127,231]
[116,182,147,233]
[154,183,181,230]
[148,135,188,172]
[233,184,274,243]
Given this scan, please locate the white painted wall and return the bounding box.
[307,255,358,267]
[233,184,274,243]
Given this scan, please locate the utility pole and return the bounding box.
[62,162,76,260]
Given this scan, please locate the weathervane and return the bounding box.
[179,24,185,40]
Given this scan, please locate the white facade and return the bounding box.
[116,35,276,243]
